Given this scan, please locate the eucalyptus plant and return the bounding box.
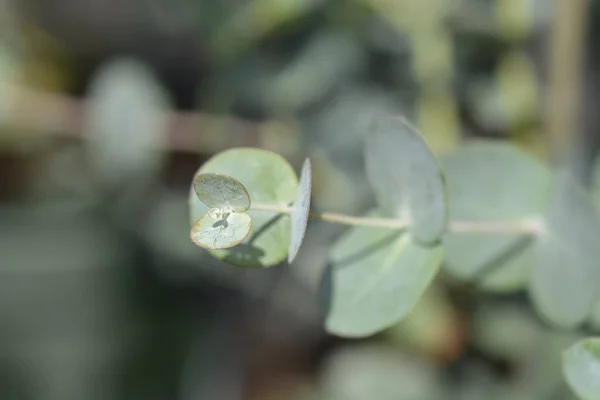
[189,115,600,399]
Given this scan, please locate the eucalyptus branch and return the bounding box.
[250,203,540,235]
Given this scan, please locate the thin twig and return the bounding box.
[308,211,408,229]
[250,203,540,235]
[448,219,539,235]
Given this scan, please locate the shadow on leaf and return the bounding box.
[224,213,284,267]
[470,235,534,286]
[334,231,402,269]
[248,213,284,245]
[226,243,266,265]
[213,218,228,228]
[318,230,402,324]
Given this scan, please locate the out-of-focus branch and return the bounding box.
[0,85,301,157]
[545,0,589,162]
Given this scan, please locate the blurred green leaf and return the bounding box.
[193,173,251,213]
[320,344,444,400]
[266,30,364,113]
[360,0,455,33]
[590,159,600,330]
[321,209,443,338]
[189,148,298,268]
[384,283,464,361]
[589,301,600,332]
[528,330,583,400]
[288,158,311,263]
[461,323,580,400]
[83,58,171,186]
[472,303,539,362]
[530,170,600,328]
[0,43,19,130]
[307,87,406,212]
[190,212,252,250]
[495,0,535,40]
[364,116,447,244]
[497,51,540,129]
[310,86,405,159]
[212,0,323,58]
[563,337,600,399]
[442,141,551,291]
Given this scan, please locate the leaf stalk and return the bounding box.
[250,203,540,235]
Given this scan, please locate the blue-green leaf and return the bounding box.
[83,58,171,185]
[320,209,443,338]
[189,148,298,267]
[288,158,311,263]
[193,173,251,213]
[364,116,447,244]
[563,337,600,399]
[442,141,551,291]
[190,212,252,250]
[530,170,600,328]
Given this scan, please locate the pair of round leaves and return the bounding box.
[189,148,312,267]
[190,173,254,250]
[322,116,447,337]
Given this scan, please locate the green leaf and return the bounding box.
[442,141,552,292]
[189,148,298,268]
[364,116,447,244]
[588,301,600,332]
[589,153,600,209]
[588,156,600,331]
[384,283,463,361]
[0,43,19,130]
[472,303,541,363]
[84,58,171,185]
[320,209,443,338]
[530,170,600,328]
[190,212,252,250]
[193,173,251,213]
[320,344,444,400]
[288,158,311,263]
[563,338,600,399]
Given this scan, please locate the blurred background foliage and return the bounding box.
[0,0,599,398]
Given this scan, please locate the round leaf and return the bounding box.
[190,212,252,250]
[288,158,312,263]
[83,58,171,185]
[442,141,552,292]
[530,170,600,328]
[364,116,447,244]
[563,338,600,399]
[189,148,298,268]
[320,209,443,338]
[193,173,251,213]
